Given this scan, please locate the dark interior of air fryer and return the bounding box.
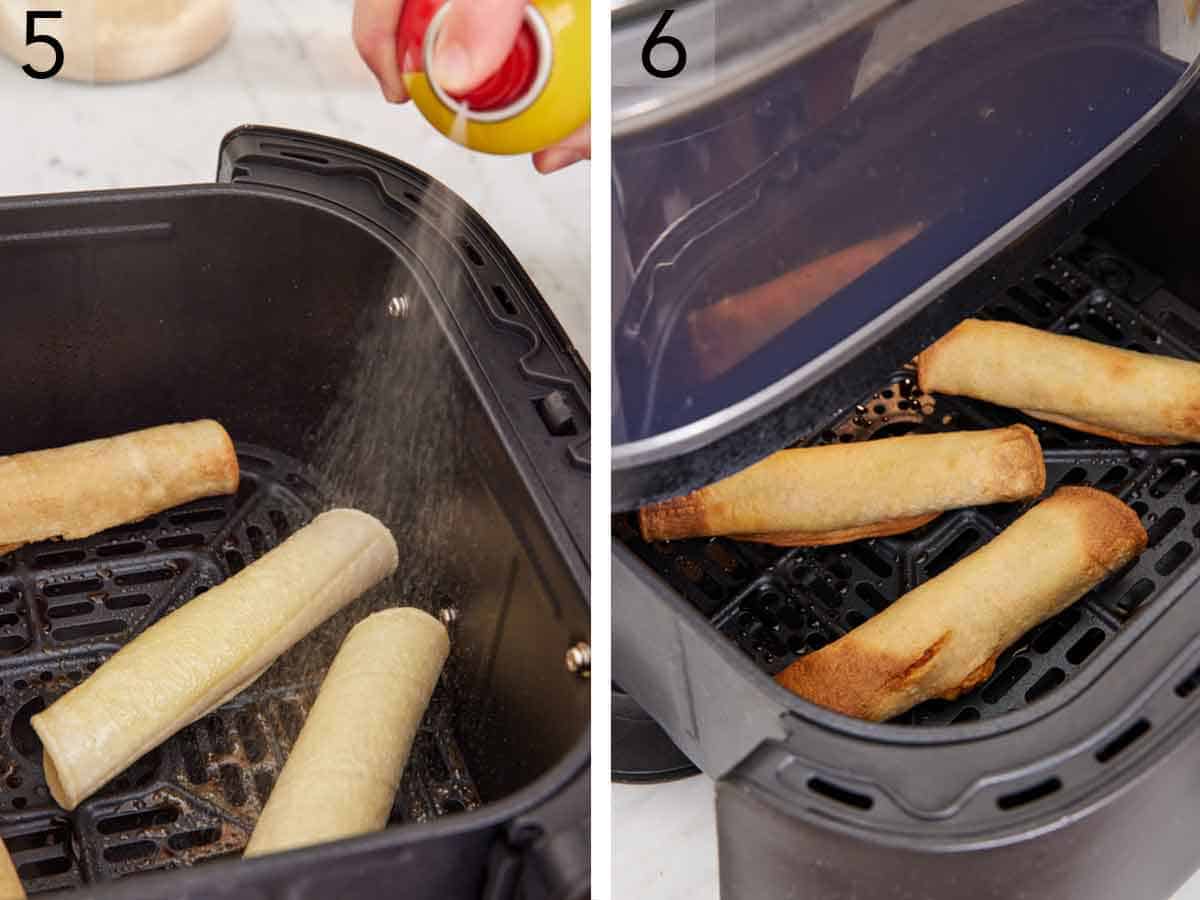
[615,5,1200,727]
[0,190,587,893]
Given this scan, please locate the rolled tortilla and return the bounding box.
[918,319,1200,445]
[0,420,239,557]
[688,222,924,381]
[639,425,1045,546]
[31,508,399,810]
[244,608,450,857]
[0,838,23,900]
[776,487,1146,721]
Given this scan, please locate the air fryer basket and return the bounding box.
[612,47,1200,900]
[618,233,1200,725]
[0,128,589,899]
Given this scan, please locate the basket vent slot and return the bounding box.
[460,240,484,266]
[1156,542,1192,576]
[807,777,873,810]
[1116,579,1155,617]
[1146,507,1185,547]
[1065,628,1105,665]
[103,841,155,864]
[1150,464,1189,498]
[167,827,220,852]
[96,541,146,558]
[278,149,329,165]
[492,284,518,315]
[1175,662,1200,698]
[849,544,891,578]
[52,620,124,642]
[44,578,102,598]
[1095,719,1151,764]
[927,529,980,578]
[35,550,86,569]
[168,508,225,526]
[1057,466,1088,486]
[1024,667,1065,704]
[996,777,1061,810]
[98,806,179,835]
[982,657,1032,704]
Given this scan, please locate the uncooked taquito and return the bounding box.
[0,838,23,900]
[244,608,450,857]
[918,318,1200,445]
[776,486,1146,721]
[638,425,1045,546]
[31,509,399,811]
[688,222,925,381]
[0,420,239,557]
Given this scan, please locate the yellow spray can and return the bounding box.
[399,0,589,155]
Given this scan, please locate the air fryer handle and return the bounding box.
[483,768,590,900]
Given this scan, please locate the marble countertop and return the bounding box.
[0,0,589,362]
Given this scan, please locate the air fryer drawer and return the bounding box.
[612,66,1200,900]
[0,128,590,899]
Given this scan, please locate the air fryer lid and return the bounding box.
[611,0,1199,509]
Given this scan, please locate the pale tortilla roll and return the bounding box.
[244,608,449,857]
[918,319,1200,445]
[0,838,23,900]
[0,420,239,557]
[31,509,399,810]
[776,487,1146,721]
[639,425,1045,546]
[688,222,924,381]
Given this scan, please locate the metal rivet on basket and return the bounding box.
[387,295,410,319]
[565,642,590,677]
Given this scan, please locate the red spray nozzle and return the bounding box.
[399,0,541,113]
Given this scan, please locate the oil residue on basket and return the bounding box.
[269,193,476,689]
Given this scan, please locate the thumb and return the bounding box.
[432,0,527,96]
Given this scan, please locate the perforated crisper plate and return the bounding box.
[616,234,1200,727]
[0,445,478,894]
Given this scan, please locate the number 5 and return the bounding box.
[643,9,687,79]
[24,11,65,80]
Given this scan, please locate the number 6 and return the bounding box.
[642,9,686,79]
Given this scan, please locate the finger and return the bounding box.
[533,122,591,174]
[353,0,410,102]
[432,0,527,96]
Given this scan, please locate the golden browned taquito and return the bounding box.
[639,425,1045,546]
[776,487,1146,721]
[244,608,450,857]
[0,838,23,900]
[918,319,1200,445]
[32,509,399,810]
[688,222,925,381]
[0,420,239,556]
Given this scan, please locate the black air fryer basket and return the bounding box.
[0,126,589,899]
[613,1,1200,897]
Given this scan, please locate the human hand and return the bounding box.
[353,0,589,170]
